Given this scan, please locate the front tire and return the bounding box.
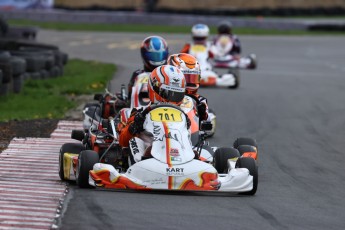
[59,143,85,181]
[76,150,99,188]
[213,147,240,173]
[236,157,258,195]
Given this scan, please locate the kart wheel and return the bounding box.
[233,137,257,149]
[76,150,99,188]
[228,69,240,89]
[213,147,240,173]
[236,157,258,195]
[59,143,85,181]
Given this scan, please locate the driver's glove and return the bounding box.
[128,112,145,135]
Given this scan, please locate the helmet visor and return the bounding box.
[144,51,168,63]
[159,84,185,103]
[184,74,200,84]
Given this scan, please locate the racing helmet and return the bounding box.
[191,24,209,42]
[217,20,233,34]
[148,65,186,105]
[167,53,201,95]
[140,36,169,72]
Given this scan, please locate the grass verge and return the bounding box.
[9,19,345,35]
[0,59,116,121]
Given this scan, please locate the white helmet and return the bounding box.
[191,24,209,41]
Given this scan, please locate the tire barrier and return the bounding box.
[0,16,68,96]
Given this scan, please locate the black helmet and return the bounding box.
[217,20,233,34]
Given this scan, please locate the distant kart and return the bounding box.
[59,104,259,195]
[188,37,257,89]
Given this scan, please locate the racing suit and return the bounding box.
[127,66,153,103]
[180,41,214,59]
[118,104,192,164]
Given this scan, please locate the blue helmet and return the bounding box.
[140,36,169,71]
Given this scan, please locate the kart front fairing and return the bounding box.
[89,105,254,192]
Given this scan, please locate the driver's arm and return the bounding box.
[118,109,145,147]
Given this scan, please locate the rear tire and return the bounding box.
[59,143,85,181]
[76,150,99,188]
[233,137,257,149]
[236,157,258,195]
[228,69,240,89]
[213,147,240,173]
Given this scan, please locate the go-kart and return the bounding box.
[82,86,128,130]
[189,42,238,88]
[73,104,258,195]
[211,34,257,71]
[188,36,257,89]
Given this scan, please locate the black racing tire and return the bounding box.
[59,143,85,181]
[236,157,258,195]
[228,68,240,89]
[213,147,240,173]
[233,137,258,149]
[17,48,55,69]
[0,62,12,84]
[12,74,24,93]
[9,51,46,72]
[76,150,99,188]
[9,56,26,76]
[0,39,59,51]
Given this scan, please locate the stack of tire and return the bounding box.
[0,15,68,96]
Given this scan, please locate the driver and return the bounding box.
[118,65,189,162]
[180,24,214,58]
[213,20,256,69]
[167,53,209,122]
[127,35,169,102]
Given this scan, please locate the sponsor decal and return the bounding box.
[166,167,185,176]
[142,178,165,185]
[170,148,179,156]
[129,139,139,155]
[170,156,182,162]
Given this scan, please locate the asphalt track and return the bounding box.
[37,30,345,230]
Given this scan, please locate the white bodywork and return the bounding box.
[89,106,253,192]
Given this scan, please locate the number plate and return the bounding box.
[150,108,183,122]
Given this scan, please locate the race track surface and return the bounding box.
[37,31,345,230]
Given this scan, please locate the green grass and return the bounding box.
[9,19,345,35]
[0,59,116,121]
